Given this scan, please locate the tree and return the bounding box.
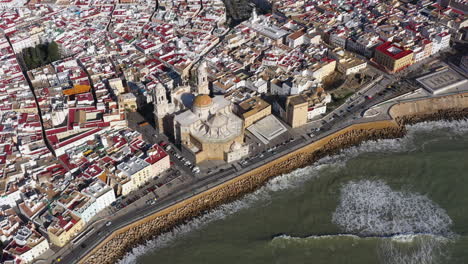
[31,47,41,68]
[21,41,61,70]
[47,41,60,62]
[23,48,33,69]
[37,44,47,65]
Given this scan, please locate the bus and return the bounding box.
[434,65,448,72]
[71,227,94,245]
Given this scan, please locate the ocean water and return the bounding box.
[119,120,468,264]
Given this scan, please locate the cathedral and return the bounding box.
[153,60,249,164]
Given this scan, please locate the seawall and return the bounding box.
[389,92,468,124]
[80,94,468,264]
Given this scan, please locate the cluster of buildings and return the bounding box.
[0,0,466,262]
[0,1,177,263]
[273,0,466,72]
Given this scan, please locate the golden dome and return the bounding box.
[193,94,212,108]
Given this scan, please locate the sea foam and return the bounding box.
[332,179,454,264]
[332,180,453,237]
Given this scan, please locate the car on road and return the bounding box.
[105,221,112,227]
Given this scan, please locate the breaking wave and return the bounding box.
[332,180,453,237]
[407,118,468,135]
[271,232,451,264]
[378,236,450,264]
[117,119,467,264]
[271,233,449,243]
[332,180,454,263]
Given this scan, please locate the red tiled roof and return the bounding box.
[376,42,413,60]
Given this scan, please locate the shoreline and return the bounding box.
[80,100,468,264]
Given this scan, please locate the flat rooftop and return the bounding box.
[416,68,468,94]
[247,115,287,144]
[238,97,270,118]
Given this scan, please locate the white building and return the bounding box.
[329,31,347,48]
[10,28,44,54]
[81,180,117,222]
[4,226,50,264]
[116,146,169,196]
[307,104,327,120]
[0,0,28,9]
[346,33,382,58]
[225,141,249,162]
[286,30,310,48]
[431,32,451,55]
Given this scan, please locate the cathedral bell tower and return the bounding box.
[196,61,210,96]
[153,83,169,133]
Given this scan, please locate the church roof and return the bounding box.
[193,94,212,108]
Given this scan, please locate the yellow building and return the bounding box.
[310,59,337,81]
[118,93,138,112]
[47,211,84,247]
[374,42,413,73]
[237,97,271,128]
[286,95,308,128]
[109,78,125,95]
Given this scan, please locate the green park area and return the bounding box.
[22,41,60,70]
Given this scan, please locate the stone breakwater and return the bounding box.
[395,108,468,126]
[81,109,468,264]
